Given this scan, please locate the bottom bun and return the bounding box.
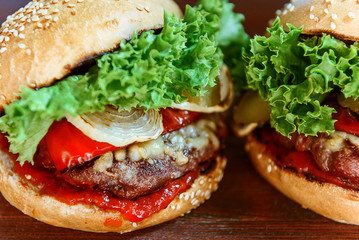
[0,149,226,233]
[246,134,359,225]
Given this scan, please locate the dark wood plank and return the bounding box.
[2,0,359,239]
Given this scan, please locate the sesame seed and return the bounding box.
[184,194,189,201]
[309,14,315,19]
[191,199,199,206]
[348,12,356,19]
[19,33,25,39]
[176,205,181,210]
[0,47,7,53]
[205,191,210,199]
[179,193,184,199]
[18,43,26,49]
[324,8,329,14]
[0,75,2,80]
[31,15,40,22]
[199,179,204,185]
[171,205,176,210]
[144,6,150,13]
[287,4,295,12]
[26,49,31,55]
[314,17,319,22]
[275,9,282,16]
[0,36,4,43]
[25,174,32,180]
[258,153,263,159]
[67,4,75,8]
[267,165,272,173]
[77,0,84,2]
[196,190,201,196]
[45,15,52,20]
[331,22,336,30]
[64,0,70,3]
[36,22,43,28]
[52,0,59,3]
[191,192,195,199]
[282,9,288,15]
[53,16,59,22]
[4,37,9,42]
[132,222,137,228]
[53,9,59,13]
[71,10,77,15]
[310,5,314,12]
[0,95,4,100]
[136,7,143,11]
[332,13,338,20]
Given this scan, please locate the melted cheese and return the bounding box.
[127,118,220,165]
[93,118,221,171]
[325,131,359,152]
[93,152,114,176]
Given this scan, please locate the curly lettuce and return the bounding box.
[244,18,359,137]
[0,0,249,165]
[197,0,250,90]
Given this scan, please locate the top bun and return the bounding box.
[0,0,181,109]
[276,0,359,41]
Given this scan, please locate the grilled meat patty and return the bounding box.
[60,117,223,199]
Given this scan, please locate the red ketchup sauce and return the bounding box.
[261,129,352,189]
[0,134,198,223]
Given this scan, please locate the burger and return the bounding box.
[233,0,359,225]
[0,0,248,233]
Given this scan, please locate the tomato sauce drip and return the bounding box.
[261,129,352,189]
[104,218,123,227]
[0,134,198,222]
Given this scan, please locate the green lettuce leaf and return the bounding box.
[197,0,250,90]
[245,18,359,137]
[0,0,248,165]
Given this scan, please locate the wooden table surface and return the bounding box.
[2,0,359,239]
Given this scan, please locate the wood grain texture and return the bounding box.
[2,0,359,239]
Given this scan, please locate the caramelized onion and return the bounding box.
[172,65,233,113]
[66,106,163,147]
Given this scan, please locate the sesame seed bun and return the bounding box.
[0,0,229,233]
[246,134,359,225]
[0,0,181,109]
[275,0,359,41]
[0,145,226,233]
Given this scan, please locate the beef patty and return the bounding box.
[60,117,223,199]
[265,128,359,183]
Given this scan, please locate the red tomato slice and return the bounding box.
[45,109,201,171]
[333,108,359,136]
[161,108,201,134]
[45,119,119,171]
